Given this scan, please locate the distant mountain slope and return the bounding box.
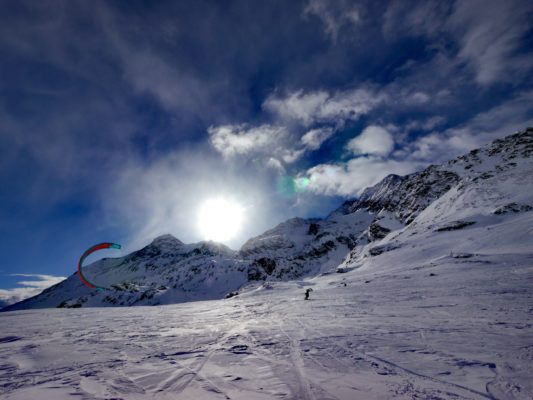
[340,127,533,269]
[334,128,533,222]
[3,127,532,311]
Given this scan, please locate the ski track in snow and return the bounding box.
[1,248,532,400]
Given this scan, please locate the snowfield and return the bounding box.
[1,129,533,399]
[1,213,532,399]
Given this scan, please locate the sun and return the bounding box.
[197,197,244,243]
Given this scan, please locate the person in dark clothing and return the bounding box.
[304,288,313,300]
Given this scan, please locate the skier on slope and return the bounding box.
[304,288,313,300]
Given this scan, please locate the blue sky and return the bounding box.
[1,0,532,305]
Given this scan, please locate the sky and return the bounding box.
[0,0,532,306]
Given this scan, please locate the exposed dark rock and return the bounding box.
[435,221,476,232]
[368,222,391,241]
[253,257,276,275]
[307,241,336,258]
[247,266,265,281]
[307,223,320,235]
[369,244,400,256]
[493,203,533,215]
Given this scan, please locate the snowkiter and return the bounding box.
[304,288,313,300]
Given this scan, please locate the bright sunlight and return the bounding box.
[197,197,244,243]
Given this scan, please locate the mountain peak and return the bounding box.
[150,234,183,247]
[4,127,532,312]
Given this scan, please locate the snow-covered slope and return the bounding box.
[0,210,531,399]
[3,128,533,312]
[3,235,248,310]
[240,210,374,279]
[339,127,533,268]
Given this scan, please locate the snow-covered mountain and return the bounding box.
[1,128,533,399]
[3,127,533,311]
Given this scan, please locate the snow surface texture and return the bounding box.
[1,128,532,399]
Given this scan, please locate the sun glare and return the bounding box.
[197,197,244,243]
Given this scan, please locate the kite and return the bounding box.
[77,243,121,291]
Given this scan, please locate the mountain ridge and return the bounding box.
[3,127,532,311]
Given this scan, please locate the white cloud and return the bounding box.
[405,116,447,132]
[383,0,450,39]
[281,148,305,164]
[122,50,212,114]
[0,274,66,307]
[207,123,307,169]
[302,88,533,198]
[301,127,334,150]
[96,5,234,121]
[318,89,382,124]
[304,0,360,42]
[461,90,533,136]
[448,0,533,85]
[208,124,287,158]
[266,157,285,172]
[409,89,533,162]
[307,157,421,196]
[208,87,380,169]
[263,90,329,126]
[383,0,533,86]
[346,125,395,156]
[408,130,472,161]
[264,87,383,127]
[407,91,430,105]
[208,123,336,170]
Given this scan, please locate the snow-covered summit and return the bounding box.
[150,234,184,248]
[333,127,533,223]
